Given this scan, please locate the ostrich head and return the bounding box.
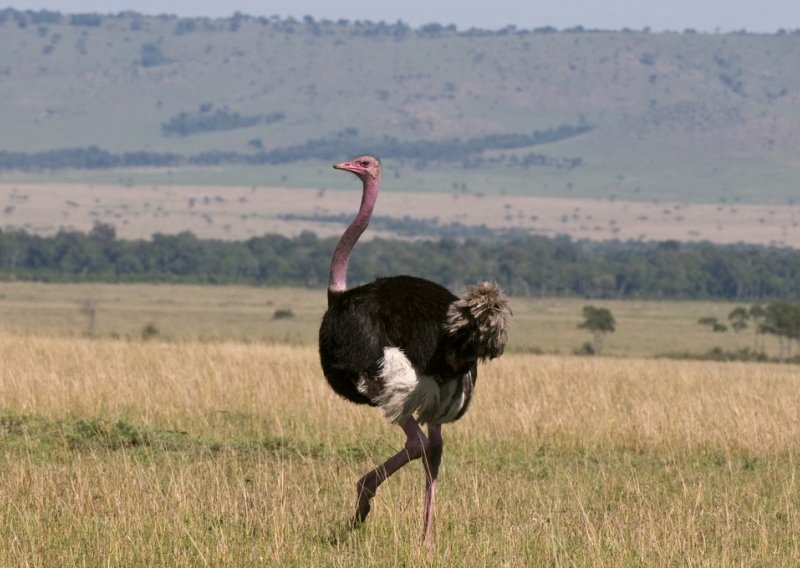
[333,155,381,182]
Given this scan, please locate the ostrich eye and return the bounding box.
[359,160,369,167]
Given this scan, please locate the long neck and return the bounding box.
[328,175,379,297]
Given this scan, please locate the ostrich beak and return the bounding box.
[333,158,372,177]
[333,160,366,176]
[333,161,353,171]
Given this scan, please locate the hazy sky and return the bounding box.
[4,0,800,32]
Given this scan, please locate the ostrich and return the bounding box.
[319,155,511,542]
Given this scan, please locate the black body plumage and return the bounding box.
[319,275,479,422]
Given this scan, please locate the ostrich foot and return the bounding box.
[348,417,427,529]
[352,477,376,526]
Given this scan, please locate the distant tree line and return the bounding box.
[4,8,798,37]
[277,213,522,240]
[366,124,591,167]
[697,303,800,361]
[0,223,799,301]
[161,108,287,137]
[0,123,589,171]
[463,152,583,170]
[0,147,182,170]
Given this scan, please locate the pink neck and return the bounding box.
[328,176,379,294]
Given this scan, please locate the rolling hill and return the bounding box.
[0,9,799,206]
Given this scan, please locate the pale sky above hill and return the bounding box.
[4,0,800,33]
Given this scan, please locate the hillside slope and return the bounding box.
[0,10,799,204]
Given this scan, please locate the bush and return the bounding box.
[140,43,167,67]
[141,323,160,340]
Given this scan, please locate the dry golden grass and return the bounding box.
[1,333,799,565]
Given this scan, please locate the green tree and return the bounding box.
[748,304,766,352]
[578,305,616,353]
[698,316,727,333]
[728,307,749,333]
[760,302,800,360]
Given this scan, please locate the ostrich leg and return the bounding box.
[353,416,428,526]
[421,424,443,544]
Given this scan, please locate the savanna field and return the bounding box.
[1,283,799,565]
[2,9,800,565]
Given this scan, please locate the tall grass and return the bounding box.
[1,333,798,565]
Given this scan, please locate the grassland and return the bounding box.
[3,182,799,247]
[0,281,777,357]
[1,334,799,565]
[0,282,797,563]
[3,11,799,561]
